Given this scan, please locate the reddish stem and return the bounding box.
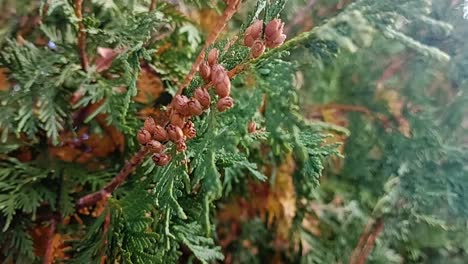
[316,103,390,126]
[377,55,407,86]
[76,147,148,208]
[43,219,56,264]
[349,218,384,264]
[74,0,89,71]
[176,0,242,95]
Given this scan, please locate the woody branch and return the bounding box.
[74,0,89,71]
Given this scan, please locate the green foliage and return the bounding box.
[0,159,56,231]
[0,221,36,264]
[294,0,468,261]
[0,40,79,144]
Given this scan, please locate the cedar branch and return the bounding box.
[75,0,242,209]
[349,218,384,264]
[76,147,148,208]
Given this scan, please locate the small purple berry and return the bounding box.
[47,41,57,50]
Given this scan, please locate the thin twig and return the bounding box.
[176,0,242,95]
[76,147,148,208]
[376,55,407,86]
[349,218,384,264]
[43,218,56,264]
[74,0,89,71]
[149,0,157,11]
[40,0,50,23]
[315,103,390,126]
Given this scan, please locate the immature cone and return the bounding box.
[176,140,187,152]
[211,64,226,85]
[194,88,211,109]
[267,34,286,49]
[187,99,204,116]
[137,129,152,145]
[265,19,284,42]
[170,112,186,128]
[153,125,168,142]
[200,62,211,82]
[183,121,196,139]
[172,95,190,116]
[143,117,157,134]
[248,121,257,133]
[215,76,231,98]
[217,96,234,112]
[152,153,171,166]
[265,19,286,48]
[251,40,266,58]
[207,48,219,66]
[244,20,263,47]
[166,124,184,142]
[147,140,165,153]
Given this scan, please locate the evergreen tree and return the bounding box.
[0,0,466,263]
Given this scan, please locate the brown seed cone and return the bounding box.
[187,99,204,116]
[175,140,187,152]
[215,75,231,98]
[147,140,165,153]
[143,117,157,134]
[137,129,152,145]
[217,96,234,112]
[251,40,266,58]
[172,95,190,116]
[153,125,168,142]
[152,153,171,166]
[183,121,196,139]
[200,62,211,82]
[194,88,211,109]
[210,64,226,85]
[207,48,219,66]
[170,112,186,128]
[266,34,286,49]
[166,124,184,142]
[265,19,284,44]
[244,20,263,47]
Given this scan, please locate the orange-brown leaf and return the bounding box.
[134,67,164,104]
[0,68,10,91]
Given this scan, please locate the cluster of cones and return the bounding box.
[244,19,287,58]
[200,48,235,112]
[137,19,286,166]
[137,49,235,166]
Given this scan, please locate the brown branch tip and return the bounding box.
[74,0,89,71]
[349,218,384,264]
[177,0,242,95]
